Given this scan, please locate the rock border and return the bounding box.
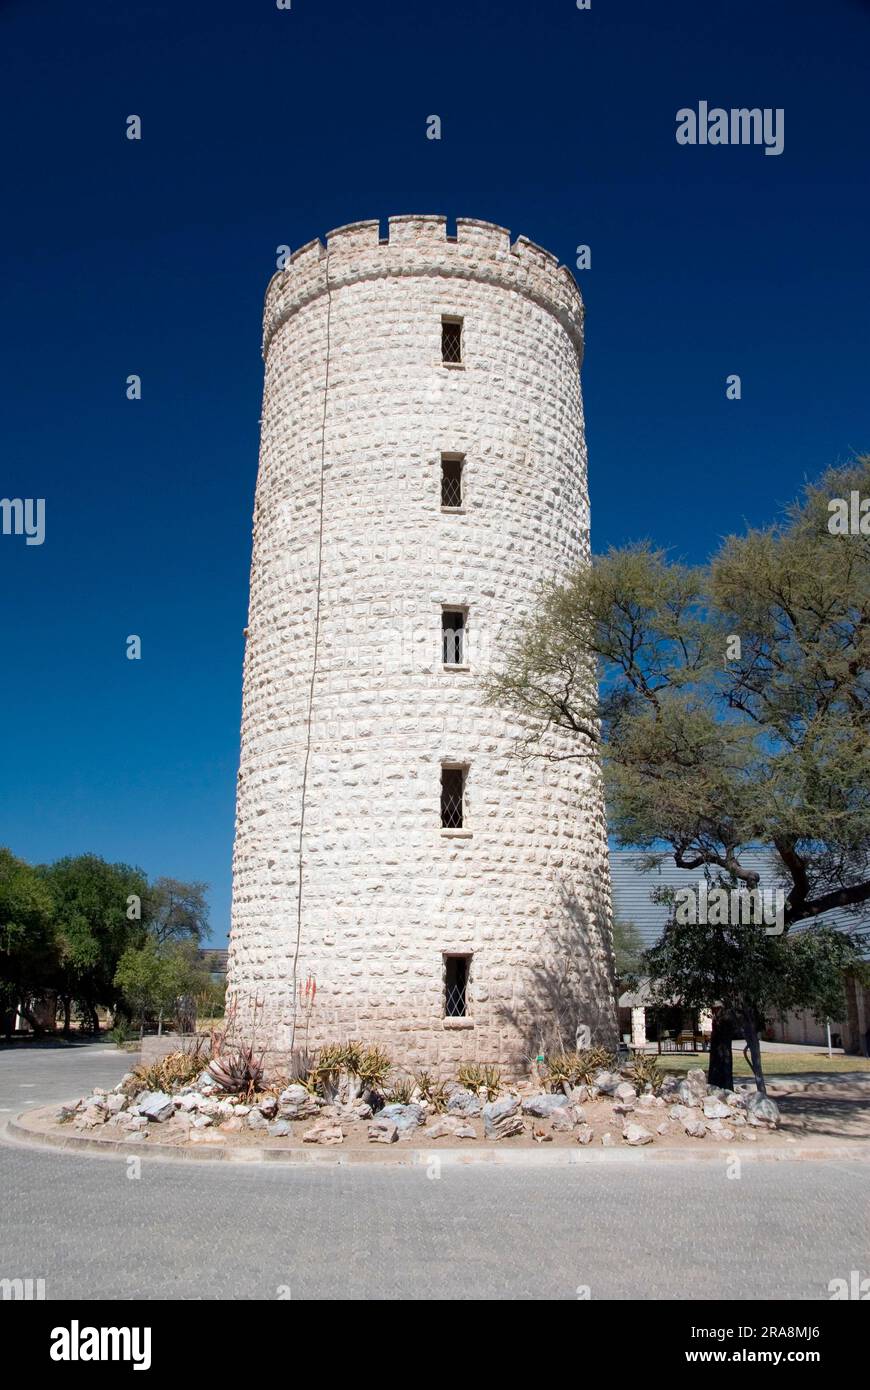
[7,1107,869,1169]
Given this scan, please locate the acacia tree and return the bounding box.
[143,877,209,948]
[486,457,870,1089]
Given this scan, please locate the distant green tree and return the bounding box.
[40,854,148,1034]
[643,913,868,1094]
[143,877,210,947]
[0,848,57,1035]
[114,938,208,1038]
[612,917,645,985]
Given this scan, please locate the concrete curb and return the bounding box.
[7,1108,870,1169]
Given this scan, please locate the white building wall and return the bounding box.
[227,216,616,1074]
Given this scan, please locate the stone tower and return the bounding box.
[227,216,616,1075]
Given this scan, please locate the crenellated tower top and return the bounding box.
[262,215,585,361]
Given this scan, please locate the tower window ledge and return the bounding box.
[437,361,467,371]
[442,1017,475,1029]
[440,829,473,839]
[442,663,471,672]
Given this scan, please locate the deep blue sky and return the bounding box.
[2,0,868,943]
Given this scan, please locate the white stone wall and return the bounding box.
[227,215,616,1075]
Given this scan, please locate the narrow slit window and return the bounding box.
[444,955,470,1017]
[441,766,465,829]
[441,457,463,508]
[442,609,465,665]
[441,317,462,364]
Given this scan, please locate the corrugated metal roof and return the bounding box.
[610,848,870,957]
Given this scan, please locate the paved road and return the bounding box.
[1,1041,868,1300]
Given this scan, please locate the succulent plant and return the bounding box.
[414,1070,449,1112]
[208,1041,265,1096]
[546,1047,616,1094]
[355,1045,391,1093]
[126,1046,205,1097]
[385,1075,415,1105]
[629,1052,664,1094]
[456,1062,501,1101]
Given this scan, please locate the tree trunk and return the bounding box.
[18,1001,45,1037]
[157,1010,163,1037]
[61,996,72,1036]
[742,1011,767,1096]
[707,1007,735,1090]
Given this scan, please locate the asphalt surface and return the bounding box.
[1,1040,868,1300]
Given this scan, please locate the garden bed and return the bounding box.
[32,1044,867,1157]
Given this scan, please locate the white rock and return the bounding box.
[703,1098,731,1120]
[614,1082,637,1103]
[138,1091,174,1123]
[549,1106,574,1133]
[302,1124,343,1146]
[746,1094,780,1128]
[622,1122,654,1146]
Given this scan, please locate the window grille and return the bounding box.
[445,955,470,1017]
[441,318,462,363]
[441,457,463,508]
[441,766,465,829]
[442,609,465,665]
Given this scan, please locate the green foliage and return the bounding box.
[355,1044,391,1092]
[127,1046,207,1095]
[290,1048,319,1092]
[109,1022,139,1047]
[0,848,56,1023]
[41,853,149,1029]
[143,877,210,947]
[645,917,864,1028]
[0,842,213,1038]
[299,1041,392,1098]
[545,1047,615,1092]
[114,938,205,1030]
[612,917,645,983]
[414,1071,449,1112]
[629,1052,665,1094]
[385,1075,415,1105]
[456,1062,501,1100]
[310,1042,346,1093]
[194,977,226,1022]
[486,456,870,1086]
[485,457,870,930]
